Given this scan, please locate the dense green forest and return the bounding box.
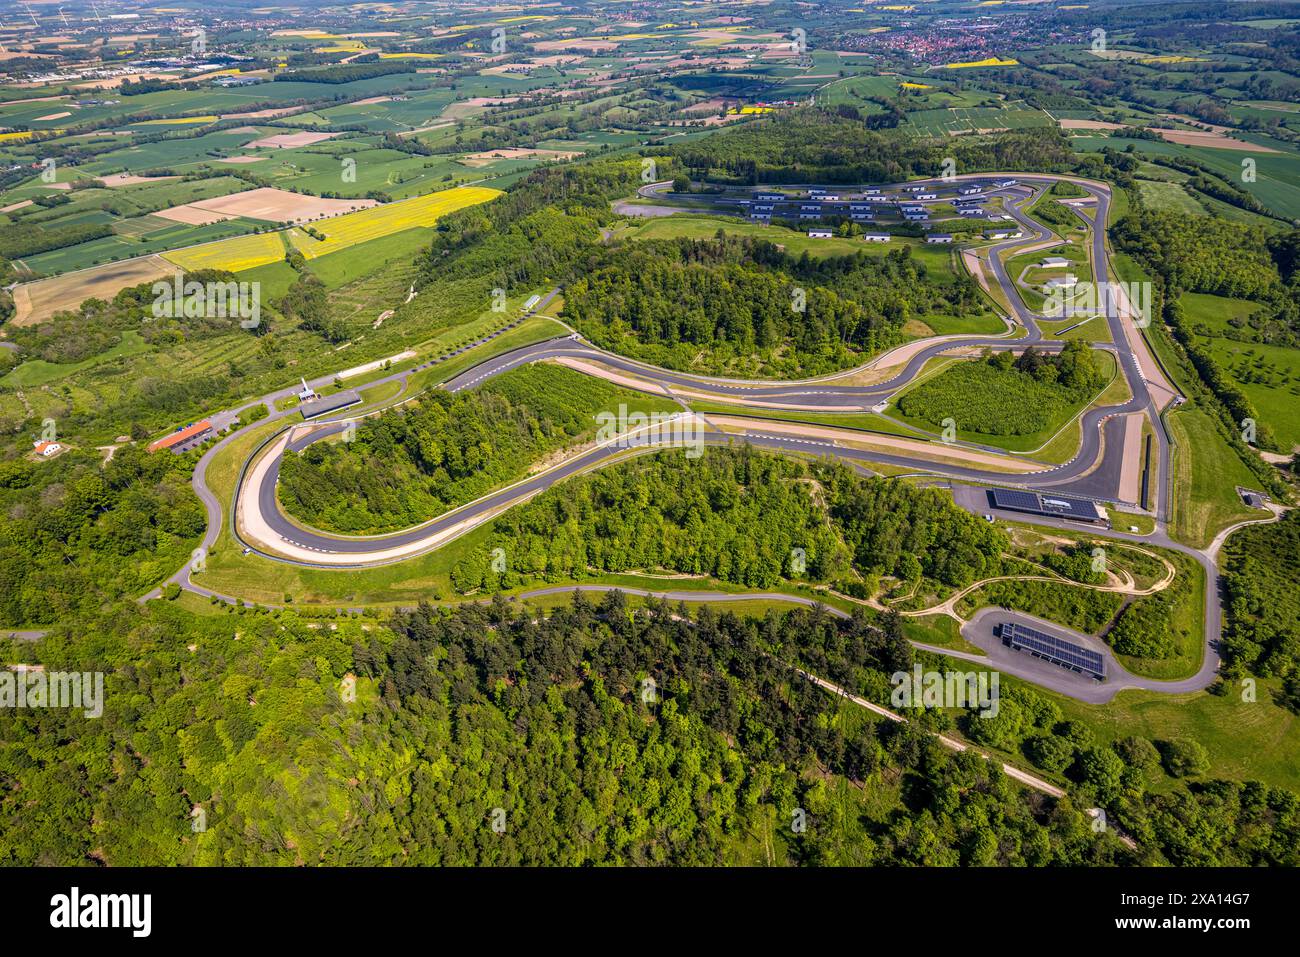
[675,109,1076,185]
[1113,209,1290,302]
[279,364,674,535]
[3,594,1295,865]
[448,446,1005,596]
[418,157,654,296]
[562,233,986,377]
[1108,585,1185,660]
[897,341,1106,436]
[1222,511,1300,702]
[0,444,204,624]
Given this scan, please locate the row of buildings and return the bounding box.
[806,228,957,244]
[744,180,1014,225]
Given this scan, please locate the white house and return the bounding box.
[926,234,954,244]
[807,228,834,239]
[1039,256,1070,269]
[862,233,891,242]
[33,440,61,457]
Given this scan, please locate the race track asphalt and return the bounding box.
[164,172,1245,702]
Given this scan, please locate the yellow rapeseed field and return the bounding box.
[315,41,367,53]
[288,186,501,260]
[159,187,498,272]
[163,232,286,272]
[943,57,1020,69]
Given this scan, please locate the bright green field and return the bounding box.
[1071,133,1300,221]
[1181,291,1300,450]
[0,331,151,388]
[1167,405,1263,548]
[307,227,435,288]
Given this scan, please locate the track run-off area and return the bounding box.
[158,172,1285,704]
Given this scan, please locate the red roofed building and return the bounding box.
[148,420,213,454]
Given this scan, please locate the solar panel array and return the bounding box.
[990,489,1041,511]
[988,488,1102,521]
[1002,622,1105,679]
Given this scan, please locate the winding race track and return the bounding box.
[166,173,1256,702]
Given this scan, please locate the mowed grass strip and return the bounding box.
[162,231,286,272]
[290,186,501,259]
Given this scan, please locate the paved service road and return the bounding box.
[948,482,1234,698]
[961,607,1215,704]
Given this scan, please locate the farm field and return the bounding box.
[18,217,265,276]
[905,102,1052,136]
[8,185,499,311]
[307,228,435,288]
[1179,292,1300,450]
[286,185,501,259]
[1068,133,1300,220]
[9,254,176,325]
[162,230,287,272]
[173,187,377,224]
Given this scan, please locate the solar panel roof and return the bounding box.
[989,488,1103,520]
[301,390,362,419]
[990,488,1040,510]
[1003,622,1105,676]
